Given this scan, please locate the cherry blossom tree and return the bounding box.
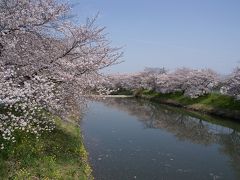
[220,67,240,99]
[106,68,167,92]
[180,69,219,98]
[139,67,166,91]
[105,68,220,98]
[0,0,122,148]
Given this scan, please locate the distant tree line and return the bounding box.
[104,67,240,99]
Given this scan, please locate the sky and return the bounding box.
[71,0,240,74]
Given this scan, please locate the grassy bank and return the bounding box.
[141,90,240,121]
[0,117,92,179]
[113,88,240,121]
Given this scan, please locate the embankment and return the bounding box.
[114,89,240,121]
[0,116,93,179]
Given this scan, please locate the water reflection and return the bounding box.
[100,98,240,178]
[219,131,240,178]
[82,98,240,179]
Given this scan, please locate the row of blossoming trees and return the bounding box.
[0,0,121,149]
[104,67,240,99]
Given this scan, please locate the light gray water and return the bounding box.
[81,98,240,180]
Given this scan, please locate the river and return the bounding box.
[81,97,240,180]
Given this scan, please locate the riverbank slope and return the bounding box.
[0,117,93,179]
[113,89,240,121]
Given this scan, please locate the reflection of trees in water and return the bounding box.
[101,98,217,145]
[100,98,240,177]
[219,130,240,178]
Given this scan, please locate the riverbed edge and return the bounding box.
[110,89,240,121]
[137,94,240,121]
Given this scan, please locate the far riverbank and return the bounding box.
[111,89,240,121]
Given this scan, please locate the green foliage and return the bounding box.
[133,88,144,97]
[142,89,159,96]
[111,88,133,95]
[131,89,240,120]
[132,89,240,113]
[198,93,240,110]
[0,118,92,180]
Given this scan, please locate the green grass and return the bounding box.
[110,88,133,95]
[0,117,92,180]
[140,89,240,111]
[150,100,240,132]
[135,89,240,120]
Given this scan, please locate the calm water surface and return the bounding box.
[81,98,240,180]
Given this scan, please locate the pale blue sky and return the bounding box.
[71,0,240,74]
